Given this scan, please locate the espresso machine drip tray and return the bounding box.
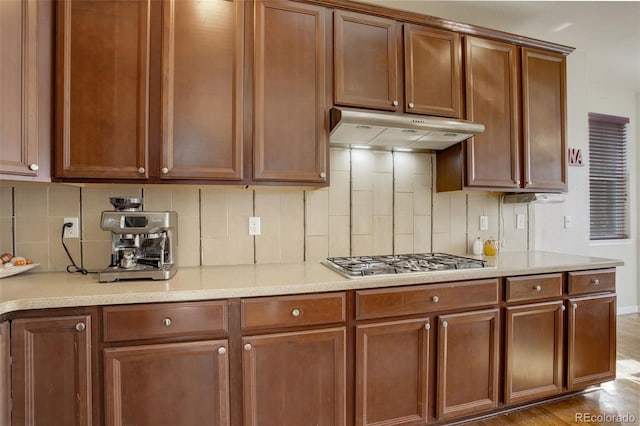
[98,264,176,283]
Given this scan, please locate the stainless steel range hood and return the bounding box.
[329,107,485,151]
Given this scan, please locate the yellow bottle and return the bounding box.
[483,238,498,256]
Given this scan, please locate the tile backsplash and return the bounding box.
[0,148,529,272]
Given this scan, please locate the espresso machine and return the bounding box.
[99,197,178,282]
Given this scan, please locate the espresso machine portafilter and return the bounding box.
[98,197,178,283]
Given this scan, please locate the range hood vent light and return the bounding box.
[329,107,485,151]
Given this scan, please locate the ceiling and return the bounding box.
[357,1,640,92]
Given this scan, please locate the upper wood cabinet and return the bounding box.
[521,48,567,191]
[0,0,52,180]
[404,24,462,118]
[55,0,150,180]
[252,0,328,183]
[11,315,92,426]
[334,10,399,111]
[160,0,243,180]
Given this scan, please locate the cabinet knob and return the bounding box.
[161,167,169,175]
[442,321,448,328]
[244,343,252,351]
[424,323,430,330]
[75,322,86,332]
[408,102,415,109]
[291,308,301,317]
[432,296,439,303]
[162,318,172,327]
[534,285,542,292]
[593,279,600,286]
[29,163,39,171]
[319,172,326,179]
[392,100,399,106]
[561,305,566,312]
[138,167,145,174]
[572,303,578,309]
[218,347,226,355]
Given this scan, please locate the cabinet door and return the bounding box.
[253,0,327,183]
[436,309,499,420]
[504,302,564,405]
[464,37,520,189]
[334,10,399,111]
[0,322,9,426]
[567,294,616,390]
[11,315,92,426]
[243,328,346,426]
[404,24,462,118]
[104,340,229,426]
[356,318,429,426]
[160,0,243,180]
[55,0,149,179]
[522,48,567,191]
[0,0,38,176]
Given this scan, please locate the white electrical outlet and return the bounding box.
[63,217,79,238]
[516,214,525,229]
[479,215,489,231]
[249,217,261,236]
[564,215,572,229]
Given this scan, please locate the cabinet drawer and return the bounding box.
[505,274,563,303]
[103,301,228,342]
[355,279,499,320]
[241,293,346,331]
[568,269,615,295]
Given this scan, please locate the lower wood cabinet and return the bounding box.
[104,340,230,426]
[504,301,564,405]
[567,294,616,390]
[355,318,430,426]
[242,328,346,426]
[11,315,92,426]
[436,309,500,420]
[0,322,9,426]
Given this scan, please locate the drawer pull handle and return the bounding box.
[29,163,39,171]
[138,167,145,174]
[244,343,252,351]
[534,285,542,292]
[161,167,169,175]
[442,321,448,328]
[572,303,578,309]
[218,347,226,355]
[75,322,86,332]
[561,305,566,312]
[291,308,301,317]
[392,100,399,106]
[432,296,439,303]
[408,102,415,109]
[319,172,326,179]
[162,318,172,327]
[424,323,430,330]
[593,279,600,286]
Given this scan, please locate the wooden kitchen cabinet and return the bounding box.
[504,301,564,405]
[0,0,52,180]
[160,0,243,180]
[11,315,92,426]
[436,309,499,420]
[104,340,230,426]
[55,0,150,179]
[252,0,328,183]
[404,24,463,118]
[0,322,9,426]
[334,10,399,111]
[242,328,346,426]
[521,48,567,191]
[355,318,429,426]
[567,294,616,390]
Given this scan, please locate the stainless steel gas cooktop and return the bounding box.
[323,253,490,278]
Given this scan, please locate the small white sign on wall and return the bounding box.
[568,148,584,166]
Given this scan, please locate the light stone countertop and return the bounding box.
[0,251,623,315]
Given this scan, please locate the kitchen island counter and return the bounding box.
[0,251,622,315]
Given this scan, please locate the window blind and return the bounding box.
[588,113,629,240]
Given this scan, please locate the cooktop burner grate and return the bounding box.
[324,253,489,278]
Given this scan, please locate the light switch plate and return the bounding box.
[516,214,525,229]
[479,215,489,231]
[249,217,261,236]
[564,215,572,229]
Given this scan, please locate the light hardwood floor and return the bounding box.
[466,313,640,425]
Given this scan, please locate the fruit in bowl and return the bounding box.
[0,253,33,267]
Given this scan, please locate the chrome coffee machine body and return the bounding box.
[99,197,177,282]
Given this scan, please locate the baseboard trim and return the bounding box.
[618,305,639,315]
